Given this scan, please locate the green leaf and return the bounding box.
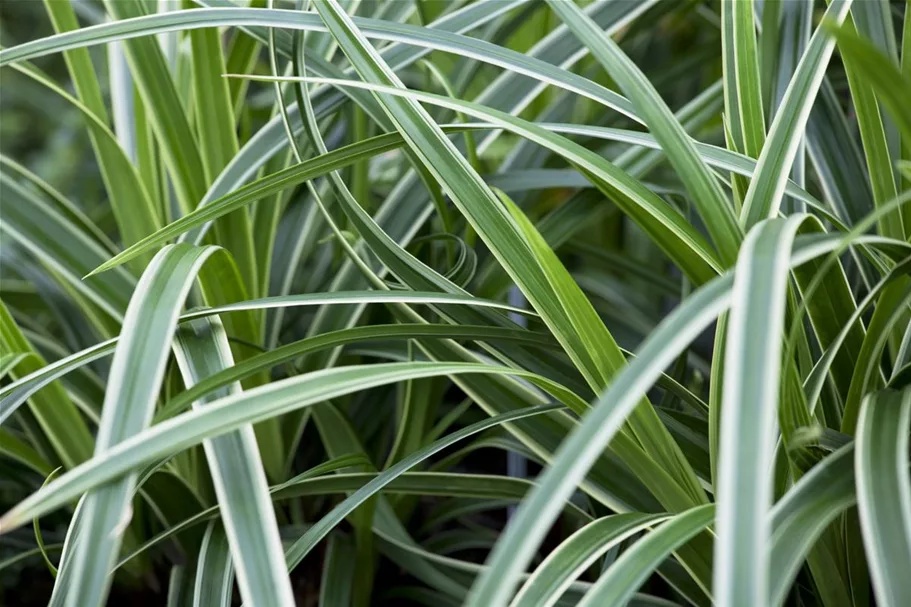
[167,566,195,607]
[511,513,669,607]
[160,323,554,423]
[841,276,911,433]
[807,79,875,226]
[33,467,62,578]
[0,172,134,321]
[115,455,370,571]
[312,0,705,516]
[0,300,94,469]
[6,4,911,605]
[903,2,911,196]
[545,0,741,266]
[760,0,812,213]
[802,255,911,417]
[0,427,55,476]
[173,317,294,606]
[576,505,715,607]
[49,244,223,607]
[855,389,911,607]
[42,0,161,271]
[714,217,805,606]
[282,403,564,572]
[0,155,117,255]
[193,522,235,607]
[827,21,911,238]
[102,0,208,217]
[791,217,867,401]
[466,272,732,606]
[730,0,766,159]
[188,14,257,297]
[740,0,854,227]
[0,352,27,379]
[0,362,583,531]
[769,443,857,606]
[0,544,63,575]
[0,7,631,122]
[320,535,355,607]
[497,188,703,503]
[0,291,531,425]
[464,230,864,605]
[92,107,720,284]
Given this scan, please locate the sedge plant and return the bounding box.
[0,0,910,606]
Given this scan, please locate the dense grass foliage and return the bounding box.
[1,0,910,605]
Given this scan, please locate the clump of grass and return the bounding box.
[0,1,909,606]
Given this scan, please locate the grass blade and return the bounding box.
[49,243,222,607]
[465,226,862,605]
[769,443,857,606]
[313,0,706,513]
[826,23,911,145]
[320,536,355,607]
[841,276,911,433]
[740,0,853,227]
[193,522,234,607]
[174,317,294,606]
[511,513,669,607]
[0,301,93,469]
[806,79,874,226]
[828,13,902,241]
[5,3,910,603]
[91,113,720,282]
[42,0,161,271]
[103,0,207,217]
[0,427,55,477]
[0,155,117,254]
[0,289,538,425]
[0,363,581,531]
[466,273,734,606]
[188,14,257,296]
[730,0,766,159]
[0,172,134,321]
[714,217,803,606]
[546,0,741,266]
[576,505,715,607]
[282,404,565,572]
[855,389,911,607]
